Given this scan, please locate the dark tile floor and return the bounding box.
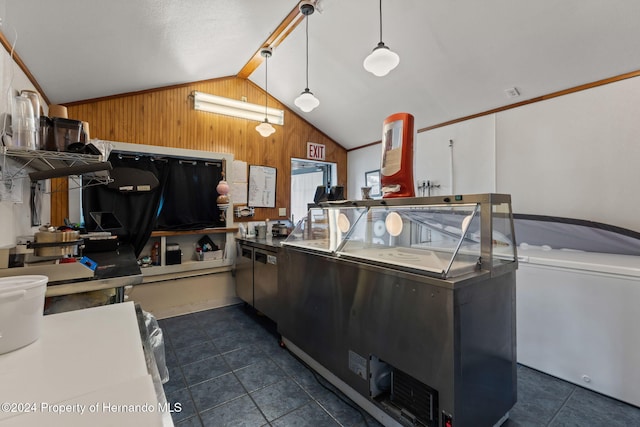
[158,304,640,427]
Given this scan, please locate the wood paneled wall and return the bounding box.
[51,77,347,225]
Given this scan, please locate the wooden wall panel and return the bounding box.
[51,77,347,225]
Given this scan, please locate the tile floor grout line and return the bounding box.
[545,385,577,426]
[314,398,348,427]
[231,368,271,423]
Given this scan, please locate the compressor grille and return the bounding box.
[390,369,438,426]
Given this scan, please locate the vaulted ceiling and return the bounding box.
[3,0,640,150]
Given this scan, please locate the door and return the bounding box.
[235,244,253,305]
[253,248,278,322]
[290,158,337,228]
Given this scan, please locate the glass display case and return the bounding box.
[284,194,517,278]
[283,204,369,254]
[279,194,518,427]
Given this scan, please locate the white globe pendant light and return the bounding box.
[364,0,400,77]
[256,120,275,137]
[255,47,276,137]
[294,88,320,113]
[364,43,400,77]
[294,2,319,113]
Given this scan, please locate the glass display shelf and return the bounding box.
[283,194,518,279]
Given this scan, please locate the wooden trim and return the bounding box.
[418,70,640,132]
[62,75,237,107]
[348,69,640,151]
[347,140,381,153]
[0,30,51,105]
[150,228,239,237]
[236,6,305,79]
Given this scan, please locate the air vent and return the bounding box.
[391,369,438,426]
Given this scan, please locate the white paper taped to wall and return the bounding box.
[231,182,247,204]
[231,160,247,183]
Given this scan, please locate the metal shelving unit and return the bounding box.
[1,147,112,185]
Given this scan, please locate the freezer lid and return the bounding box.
[517,244,640,277]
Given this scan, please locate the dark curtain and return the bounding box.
[82,155,169,257]
[155,159,224,230]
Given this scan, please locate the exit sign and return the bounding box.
[307,142,325,161]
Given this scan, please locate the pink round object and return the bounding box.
[216,180,230,195]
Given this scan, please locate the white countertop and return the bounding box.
[0,302,167,426]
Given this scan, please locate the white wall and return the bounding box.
[1,15,50,248]
[347,114,496,199]
[415,114,496,196]
[347,76,640,233]
[347,143,380,200]
[496,77,640,231]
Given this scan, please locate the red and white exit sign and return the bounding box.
[307,142,325,161]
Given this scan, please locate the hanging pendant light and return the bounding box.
[256,47,276,137]
[294,1,320,113]
[363,0,400,77]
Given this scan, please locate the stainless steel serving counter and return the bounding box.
[235,236,283,322]
[279,194,518,427]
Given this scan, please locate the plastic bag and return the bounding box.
[143,310,169,384]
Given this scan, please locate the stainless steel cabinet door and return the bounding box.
[235,244,254,305]
[253,248,278,322]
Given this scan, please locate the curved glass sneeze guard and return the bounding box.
[283,196,518,279]
[336,203,484,277]
[282,206,368,254]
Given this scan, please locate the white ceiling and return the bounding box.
[3,0,640,150]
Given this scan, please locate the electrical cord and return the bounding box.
[1,25,18,147]
[280,341,371,427]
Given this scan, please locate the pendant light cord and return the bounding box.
[264,53,269,118]
[305,16,310,90]
[378,0,383,43]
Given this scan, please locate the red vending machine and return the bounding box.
[380,112,415,198]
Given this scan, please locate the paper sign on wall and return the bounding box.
[248,165,276,208]
[307,142,325,161]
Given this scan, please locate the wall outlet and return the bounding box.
[278,207,286,217]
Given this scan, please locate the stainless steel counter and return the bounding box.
[235,236,285,251]
[235,237,281,322]
[278,194,518,427]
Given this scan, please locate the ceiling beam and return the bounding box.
[236,4,304,80]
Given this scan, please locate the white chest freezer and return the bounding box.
[516,244,640,407]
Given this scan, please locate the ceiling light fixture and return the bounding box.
[294,1,320,113]
[256,47,276,137]
[192,92,284,125]
[363,0,400,77]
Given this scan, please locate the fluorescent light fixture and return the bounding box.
[192,91,284,126]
